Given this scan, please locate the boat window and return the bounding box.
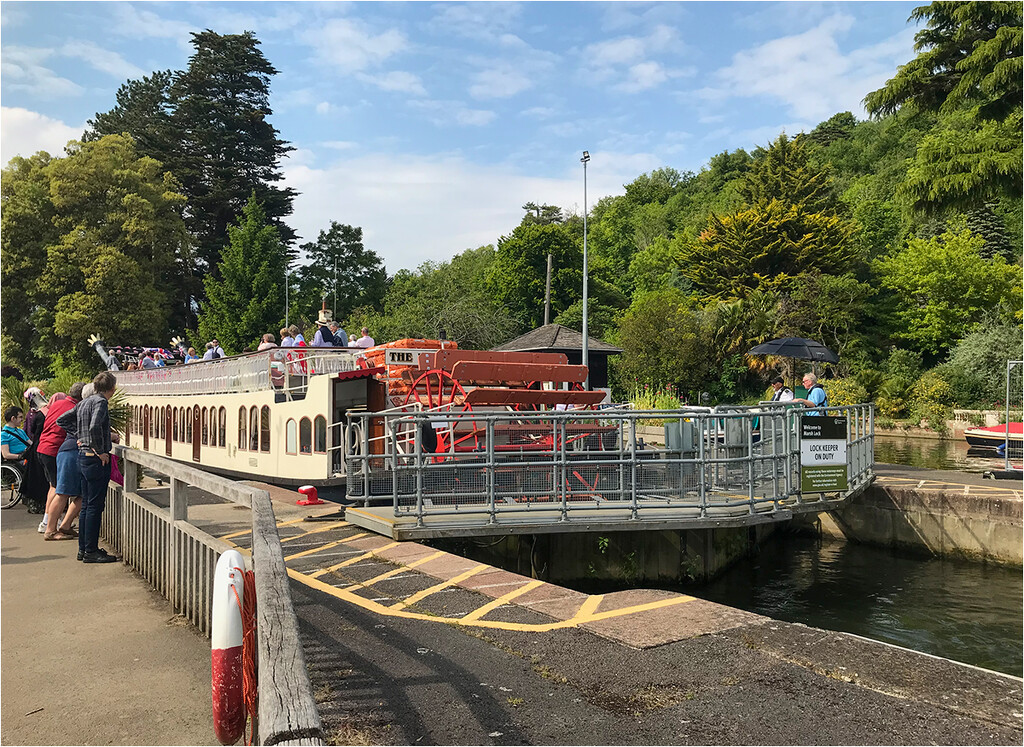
[249,406,259,451]
[299,417,312,455]
[186,407,192,442]
[180,408,185,442]
[285,419,297,455]
[314,416,327,453]
[150,407,155,438]
[218,407,226,447]
[238,407,247,451]
[201,407,209,446]
[260,406,271,452]
[173,408,178,441]
[159,407,165,439]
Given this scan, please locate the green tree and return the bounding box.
[1,135,189,373]
[197,194,287,353]
[874,227,1021,354]
[864,1,1022,122]
[741,133,839,213]
[487,223,584,328]
[293,222,387,321]
[84,71,175,156]
[520,202,564,225]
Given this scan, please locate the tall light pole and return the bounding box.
[285,262,290,328]
[580,150,590,390]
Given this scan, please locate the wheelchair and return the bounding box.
[1,460,25,510]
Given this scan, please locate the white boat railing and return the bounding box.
[115,349,363,397]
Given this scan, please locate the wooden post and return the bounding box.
[170,478,188,522]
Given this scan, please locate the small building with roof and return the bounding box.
[491,323,622,390]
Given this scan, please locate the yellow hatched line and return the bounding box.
[579,594,697,623]
[575,594,604,618]
[283,532,371,561]
[390,564,489,610]
[308,541,401,578]
[459,579,544,622]
[218,515,310,541]
[341,551,446,590]
[279,521,349,543]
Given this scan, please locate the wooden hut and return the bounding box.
[491,324,622,390]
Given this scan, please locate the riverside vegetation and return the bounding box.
[2,3,1021,428]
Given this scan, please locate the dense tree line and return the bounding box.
[2,3,1021,426]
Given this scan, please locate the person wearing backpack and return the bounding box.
[793,372,829,416]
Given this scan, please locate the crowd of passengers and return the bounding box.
[122,317,375,370]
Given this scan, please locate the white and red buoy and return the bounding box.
[211,549,246,745]
[296,485,325,505]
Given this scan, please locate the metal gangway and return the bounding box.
[342,403,875,540]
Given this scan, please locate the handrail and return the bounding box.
[111,445,324,745]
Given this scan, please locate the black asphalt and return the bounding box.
[293,579,1023,746]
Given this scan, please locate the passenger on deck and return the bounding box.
[202,342,216,361]
[140,352,158,369]
[289,324,305,345]
[184,347,199,363]
[348,333,357,346]
[312,308,336,347]
[280,328,294,347]
[355,327,375,348]
[769,376,793,402]
[329,321,348,347]
[257,333,277,351]
[211,340,225,358]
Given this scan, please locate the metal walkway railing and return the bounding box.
[344,404,874,532]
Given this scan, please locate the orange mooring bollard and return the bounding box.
[296,485,325,505]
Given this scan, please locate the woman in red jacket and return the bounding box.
[37,382,85,540]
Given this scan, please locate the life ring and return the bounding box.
[211,549,246,745]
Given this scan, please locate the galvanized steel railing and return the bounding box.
[344,404,874,527]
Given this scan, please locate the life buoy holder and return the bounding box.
[212,549,246,745]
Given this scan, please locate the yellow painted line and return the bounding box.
[341,551,446,590]
[308,541,401,578]
[283,533,372,561]
[218,515,311,541]
[460,580,544,622]
[279,521,349,543]
[575,594,604,619]
[579,594,697,623]
[345,505,394,525]
[390,564,489,610]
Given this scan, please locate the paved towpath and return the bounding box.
[1,506,218,746]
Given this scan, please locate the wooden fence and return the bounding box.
[102,446,324,745]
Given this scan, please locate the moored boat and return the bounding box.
[963,422,1023,450]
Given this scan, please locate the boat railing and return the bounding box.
[115,349,363,397]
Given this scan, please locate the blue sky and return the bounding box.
[1,1,921,272]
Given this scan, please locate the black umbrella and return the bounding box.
[748,337,838,363]
[748,337,838,394]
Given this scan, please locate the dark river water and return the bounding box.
[873,432,1014,472]
[692,534,1023,677]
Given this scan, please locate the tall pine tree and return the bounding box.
[293,222,387,321]
[197,194,287,354]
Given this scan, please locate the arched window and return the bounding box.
[260,406,271,452]
[173,407,179,441]
[238,407,247,450]
[299,417,312,455]
[180,408,185,442]
[201,407,209,445]
[218,407,226,447]
[249,406,259,451]
[159,407,165,439]
[314,415,327,454]
[185,407,192,442]
[285,419,297,455]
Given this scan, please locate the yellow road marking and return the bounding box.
[341,551,446,590]
[390,564,489,610]
[218,515,313,541]
[579,594,697,623]
[279,521,349,543]
[284,535,370,561]
[308,541,401,578]
[575,594,604,618]
[460,580,544,621]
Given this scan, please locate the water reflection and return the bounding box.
[874,433,1008,472]
[693,535,1023,677]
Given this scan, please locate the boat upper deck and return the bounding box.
[115,349,363,396]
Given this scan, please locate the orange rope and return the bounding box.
[232,568,259,745]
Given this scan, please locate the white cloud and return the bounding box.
[520,106,557,119]
[1,107,83,165]
[701,15,916,120]
[469,66,533,99]
[408,99,496,128]
[426,3,524,44]
[281,149,644,271]
[1,46,82,99]
[357,70,427,96]
[191,7,303,34]
[315,102,332,115]
[580,25,683,92]
[302,18,407,73]
[455,109,497,126]
[110,5,196,49]
[60,41,146,80]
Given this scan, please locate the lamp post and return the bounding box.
[580,150,590,389]
[285,261,290,329]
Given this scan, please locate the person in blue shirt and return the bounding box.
[793,372,829,415]
[1,406,31,460]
